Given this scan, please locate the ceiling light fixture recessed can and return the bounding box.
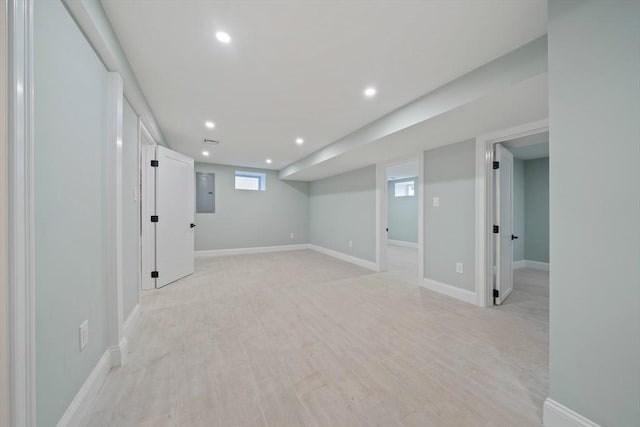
[364,87,377,97]
[216,31,231,44]
[202,151,210,156]
[266,158,272,164]
[205,121,215,129]
[295,138,304,145]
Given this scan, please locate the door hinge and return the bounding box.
[151,271,159,278]
[493,289,499,298]
[150,215,159,223]
[493,225,499,233]
[150,160,159,167]
[493,161,500,169]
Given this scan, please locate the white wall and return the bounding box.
[309,166,377,262]
[424,140,476,291]
[548,1,640,425]
[194,163,309,251]
[34,0,110,424]
[122,100,139,320]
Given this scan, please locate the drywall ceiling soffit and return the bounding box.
[279,36,548,180]
[387,161,419,181]
[287,73,548,181]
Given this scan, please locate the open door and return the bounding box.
[155,146,195,288]
[495,144,514,304]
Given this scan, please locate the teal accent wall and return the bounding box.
[524,158,549,263]
[122,100,139,320]
[387,177,418,243]
[34,0,110,424]
[513,159,525,261]
[194,163,309,250]
[549,1,640,425]
[424,140,476,291]
[309,166,377,262]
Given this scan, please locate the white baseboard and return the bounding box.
[308,244,379,272]
[123,303,141,339]
[525,260,550,271]
[56,351,112,427]
[513,259,526,269]
[195,243,310,258]
[57,304,143,426]
[543,398,600,427]
[421,278,477,305]
[109,338,128,368]
[388,239,418,249]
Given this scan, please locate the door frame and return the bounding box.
[376,153,425,279]
[475,119,548,307]
[139,123,157,290]
[6,0,37,424]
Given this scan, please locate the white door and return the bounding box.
[495,144,514,305]
[155,146,195,288]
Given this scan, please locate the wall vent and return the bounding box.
[202,138,220,145]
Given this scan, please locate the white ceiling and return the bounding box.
[503,131,549,159]
[387,161,418,181]
[285,74,548,180]
[508,143,549,160]
[102,0,547,171]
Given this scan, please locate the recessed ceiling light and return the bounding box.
[216,31,231,44]
[205,121,215,129]
[202,151,210,156]
[266,158,272,164]
[295,138,304,145]
[364,87,377,97]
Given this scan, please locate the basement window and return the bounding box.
[235,171,266,191]
[394,180,415,197]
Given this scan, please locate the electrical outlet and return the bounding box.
[290,232,294,239]
[79,320,89,351]
[348,240,353,248]
[433,197,440,207]
[456,262,464,274]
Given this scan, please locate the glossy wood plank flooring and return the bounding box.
[81,250,548,427]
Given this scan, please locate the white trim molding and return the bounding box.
[525,260,549,271]
[543,399,601,427]
[388,239,419,249]
[421,278,477,305]
[123,303,141,339]
[514,259,550,271]
[375,153,425,279]
[195,244,381,272]
[513,260,526,270]
[56,351,112,427]
[58,304,143,426]
[7,0,36,425]
[195,244,310,258]
[105,72,126,368]
[475,119,549,307]
[309,244,379,272]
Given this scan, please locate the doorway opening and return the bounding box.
[377,156,423,279]
[492,132,549,309]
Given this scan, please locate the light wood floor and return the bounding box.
[81,250,549,427]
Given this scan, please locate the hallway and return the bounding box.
[82,251,548,427]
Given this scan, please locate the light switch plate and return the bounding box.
[433,197,440,207]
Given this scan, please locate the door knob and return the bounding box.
[511,235,518,240]
[190,223,196,228]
